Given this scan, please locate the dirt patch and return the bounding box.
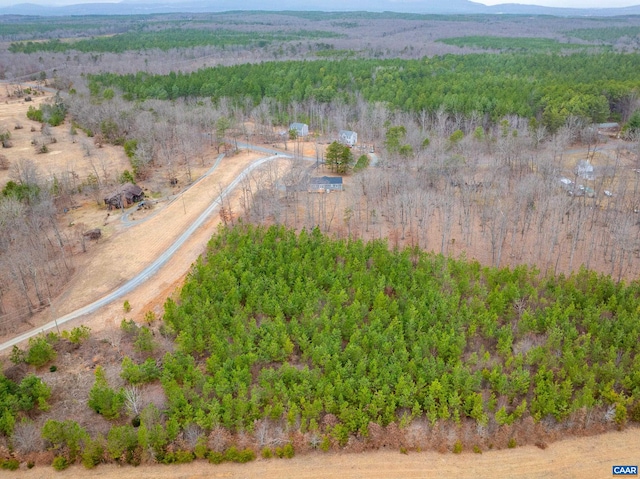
[0,83,130,190]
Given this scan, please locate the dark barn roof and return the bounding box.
[104,183,144,209]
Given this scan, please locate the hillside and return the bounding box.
[2,11,640,475]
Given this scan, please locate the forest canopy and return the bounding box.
[159,224,640,437]
[9,29,342,54]
[438,36,599,52]
[87,52,640,128]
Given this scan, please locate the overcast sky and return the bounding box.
[477,0,639,7]
[1,0,639,8]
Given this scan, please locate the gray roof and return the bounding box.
[310,176,343,185]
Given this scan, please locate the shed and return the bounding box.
[338,130,358,147]
[597,122,621,139]
[308,176,343,193]
[289,122,309,137]
[104,183,144,210]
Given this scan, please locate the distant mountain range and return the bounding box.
[2,0,640,17]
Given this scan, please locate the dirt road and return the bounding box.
[0,151,290,350]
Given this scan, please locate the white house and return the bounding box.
[576,160,595,181]
[289,122,309,137]
[338,130,358,147]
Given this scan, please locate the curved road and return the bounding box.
[0,150,303,352]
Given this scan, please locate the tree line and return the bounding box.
[438,36,601,52]
[87,52,640,130]
[9,29,342,54]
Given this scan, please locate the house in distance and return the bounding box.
[339,130,358,147]
[576,160,595,181]
[308,176,343,193]
[104,183,144,210]
[289,122,309,138]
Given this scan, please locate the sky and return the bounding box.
[477,0,639,7]
[1,0,639,8]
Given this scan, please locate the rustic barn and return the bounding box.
[83,228,102,240]
[104,183,144,210]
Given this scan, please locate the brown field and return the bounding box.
[0,83,130,188]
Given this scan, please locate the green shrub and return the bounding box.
[508,438,517,449]
[106,425,139,463]
[261,447,273,459]
[353,154,370,172]
[1,180,40,204]
[144,311,156,324]
[194,436,208,459]
[629,401,640,423]
[207,451,224,464]
[81,437,104,469]
[133,327,157,354]
[119,170,136,184]
[282,443,294,459]
[120,357,161,384]
[615,402,628,427]
[9,345,25,365]
[453,440,463,454]
[320,435,331,452]
[123,139,138,158]
[473,445,482,454]
[62,325,91,344]
[240,448,256,463]
[331,424,349,447]
[123,300,131,313]
[17,374,52,412]
[88,366,124,420]
[120,318,138,335]
[25,335,57,367]
[52,456,69,471]
[26,105,43,122]
[1,458,19,470]
[224,446,241,462]
[27,100,66,126]
[163,450,194,464]
[42,420,88,462]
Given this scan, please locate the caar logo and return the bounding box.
[613,466,638,476]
